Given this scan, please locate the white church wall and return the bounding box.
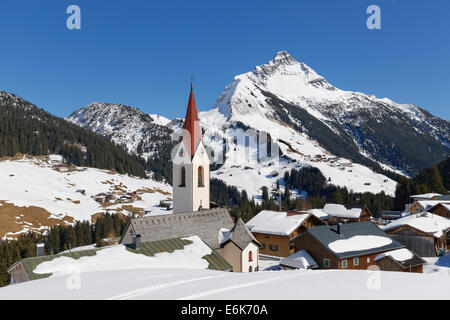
[241,242,260,273]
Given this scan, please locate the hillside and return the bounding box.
[0,91,148,177]
[0,154,172,240]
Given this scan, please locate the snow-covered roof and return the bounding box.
[220,218,260,250]
[415,200,450,211]
[318,203,363,219]
[304,221,404,258]
[382,212,450,238]
[307,208,330,219]
[328,235,393,254]
[410,193,442,200]
[374,248,413,263]
[246,210,310,236]
[279,250,318,269]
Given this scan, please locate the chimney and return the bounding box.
[132,234,141,249]
[36,243,45,257]
[336,223,342,234]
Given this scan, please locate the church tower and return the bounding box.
[172,84,210,214]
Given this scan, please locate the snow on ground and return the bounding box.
[34,236,210,276]
[0,155,172,239]
[328,235,392,254]
[2,266,450,300]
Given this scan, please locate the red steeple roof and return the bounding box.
[183,84,202,157]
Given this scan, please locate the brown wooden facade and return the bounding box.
[386,225,449,257]
[428,203,450,219]
[375,256,423,273]
[254,213,325,257]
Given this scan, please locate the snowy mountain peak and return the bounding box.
[212,51,449,176]
[67,102,173,160]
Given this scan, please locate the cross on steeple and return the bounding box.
[190,75,194,89]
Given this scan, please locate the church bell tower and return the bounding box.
[172,84,210,214]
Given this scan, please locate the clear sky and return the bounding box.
[0,0,448,120]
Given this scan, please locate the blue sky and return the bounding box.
[0,0,448,120]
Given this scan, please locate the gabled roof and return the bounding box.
[221,218,260,251]
[382,212,450,238]
[126,237,232,271]
[182,85,202,158]
[301,221,404,259]
[120,208,234,250]
[280,250,319,269]
[414,200,450,210]
[411,193,442,200]
[309,204,368,220]
[8,248,101,281]
[322,203,363,218]
[374,248,426,269]
[435,195,450,201]
[246,210,313,236]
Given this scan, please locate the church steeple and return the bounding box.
[182,84,202,158]
[172,83,210,214]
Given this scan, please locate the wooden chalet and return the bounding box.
[246,210,326,257]
[383,212,450,257]
[428,203,450,219]
[310,203,372,225]
[374,248,426,273]
[293,221,406,270]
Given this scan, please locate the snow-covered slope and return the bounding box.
[0,155,172,240]
[2,265,450,300]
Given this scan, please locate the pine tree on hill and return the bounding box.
[0,91,147,177]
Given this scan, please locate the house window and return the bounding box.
[198,166,204,187]
[180,167,186,187]
[323,259,330,268]
[353,257,359,266]
[289,240,294,249]
[260,243,266,249]
[249,251,253,262]
[265,235,270,239]
[269,245,279,251]
[342,260,348,269]
[367,257,370,263]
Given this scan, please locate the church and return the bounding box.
[120,84,260,273]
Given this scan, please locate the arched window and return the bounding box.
[248,251,253,262]
[180,166,186,187]
[198,166,204,187]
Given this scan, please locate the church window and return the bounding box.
[180,166,186,187]
[198,166,204,187]
[249,251,253,262]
